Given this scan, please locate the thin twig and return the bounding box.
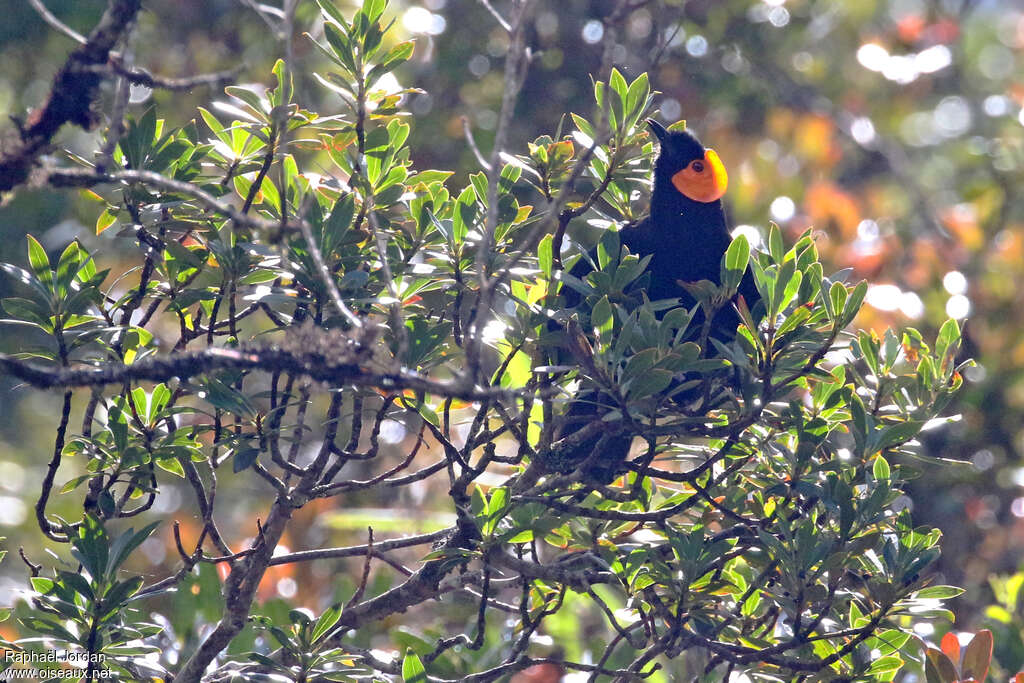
[475,0,511,32]
[469,0,536,380]
[103,61,244,92]
[345,528,376,608]
[28,0,87,44]
[462,116,492,171]
[296,204,364,329]
[47,167,301,234]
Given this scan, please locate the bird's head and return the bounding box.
[647,118,728,204]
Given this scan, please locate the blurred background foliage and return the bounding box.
[2,0,1024,676]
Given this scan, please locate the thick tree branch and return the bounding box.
[0,344,511,401]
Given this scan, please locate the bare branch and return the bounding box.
[0,345,515,402]
[462,115,492,171]
[469,0,536,379]
[102,61,244,92]
[28,0,87,44]
[267,528,452,566]
[475,0,512,32]
[0,0,143,192]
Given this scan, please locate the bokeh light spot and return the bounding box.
[582,20,604,44]
[686,35,708,57]
[942,271,967,295]
[770,196,795,222]
[945,294,970,319]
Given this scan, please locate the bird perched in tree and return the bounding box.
[550,119,761,482]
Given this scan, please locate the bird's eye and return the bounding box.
[691,160,705,173]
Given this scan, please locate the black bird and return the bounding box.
[551,119,761,482]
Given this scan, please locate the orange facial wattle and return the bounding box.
[670,149,728,203]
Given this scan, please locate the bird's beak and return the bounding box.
[647,118,670,146]
[671,149,729,203]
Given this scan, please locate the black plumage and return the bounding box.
[551,119,761,482]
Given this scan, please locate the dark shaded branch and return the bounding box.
[0,0,143,192]
[0,345,515,401]
[103,61,243,91]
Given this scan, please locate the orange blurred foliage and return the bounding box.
[804,181,861,239]
[941,204,984,251]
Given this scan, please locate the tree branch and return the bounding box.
[0,0,143,192]
[0,343,513,401]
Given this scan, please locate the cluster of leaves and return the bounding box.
[0,1,975,681]
[1,517,161,679]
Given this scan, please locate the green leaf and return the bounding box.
[26,235,53,288]
[2,297,52,329]
[768,223,784,263]
[71,515,109,581]
[770,260,796,317]
[913,585,966,600]
[156,456,187,478]
[623,348,660,379]
[30,576,56,594]
[315,0,351,29]
[367,40,415,86]
[407,169,453,186]
[874,421,924,452]
[149,382,171,419]
[101,576,144,616]
[19,615,78,642]
[848,392,869,455]
[108,520,161,574]
[624,72,650,126]
[595,230,619,272]
[271,58,292,106]
[311,603,344,644]
[238,269,280,285]
[96,208,118,235]
[872,455,890,481]
[609,67,628,105]
[935,318,961,362]
[841,280,867,327]
[721,233,750,294]
[627,368,674,399]
[197,106,228,144]
[571,113,595,138]
[200,377,257,417]
[323,22,358,73]
[452,185,477,243]
[775,305,811,338]
[402,649,427,683]
[225,86,267,117]
[362,0,387,23]
[538,234,553,279]
[58,570,95,601]
[828,281,847,323]
[866,656,904,675]
[485,487,509,531]
[591,296,613,342]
